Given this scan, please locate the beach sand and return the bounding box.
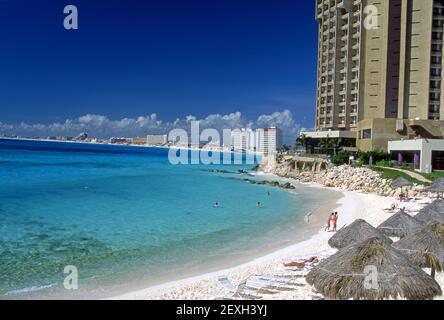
[109,184,443,300]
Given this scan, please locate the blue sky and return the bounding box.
[0,0,318,141]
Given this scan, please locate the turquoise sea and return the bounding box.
[0,139,338,299]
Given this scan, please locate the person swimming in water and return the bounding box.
[256,202,261,208]
[213,202,220,208]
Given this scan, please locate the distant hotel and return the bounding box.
[231,127,281,154]
[146,134,168,146]
[303,0,444,172]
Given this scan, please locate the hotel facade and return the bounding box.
[307,0,444,156]
[230,127,282,154]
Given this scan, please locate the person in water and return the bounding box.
[325,212,335,231]
[256,202,261,208]
[213,202,220,208]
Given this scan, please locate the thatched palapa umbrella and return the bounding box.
[392,177,412,188]
[393,222,444,278]
[328,219,393,249]
[391,177,412,195]
[428,178,444,197]
[306,237,442,300]
[414,200,444,224]
[377,211,425,238]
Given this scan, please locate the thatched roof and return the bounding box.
[328,219,393,249]
[392,177,412,188]
[415,200,444,224]
[428,178,444,193]
[377,211,425,238]
[306,237,442,300]
[393,222,444,269]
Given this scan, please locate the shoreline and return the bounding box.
[109,183,386,300]
[0,137,258,156]
[102,182,341,300]
[0,168,340,300]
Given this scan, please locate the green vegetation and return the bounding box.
[372,165,444,182]
[375,160,393,168]
[357,150,390,165]
[368,166,425,185]
[317,138,354,155]
[418,171,444,181]
[294,134,311,154]
[331,150,351,166]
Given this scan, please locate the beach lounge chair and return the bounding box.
[245,278,296,292]
[253,275,306,287]
[272,266,313,278]
[212,276,262,300]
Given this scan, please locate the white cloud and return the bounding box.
[0,110,302,144]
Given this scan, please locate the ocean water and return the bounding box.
[0,139,338,299]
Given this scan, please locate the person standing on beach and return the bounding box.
[331,212,338,232]
[325,212,334,231]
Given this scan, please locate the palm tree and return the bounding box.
[280,144,291,153]
[424,251,442,279]
[317,137,353,155]
[294,134,311,154]
[317,137,335,154]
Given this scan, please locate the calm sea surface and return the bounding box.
[0,139,338,299]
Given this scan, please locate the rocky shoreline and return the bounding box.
[265,160,426,198]
[243,178,296,190]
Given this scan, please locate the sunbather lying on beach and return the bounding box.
[284,256,318,268]
[384,203,398,211]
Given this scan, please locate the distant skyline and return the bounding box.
[0,0,318,142]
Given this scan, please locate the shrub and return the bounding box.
[357,149,390,165]
[331,151,351,166]
[375,160,393,168]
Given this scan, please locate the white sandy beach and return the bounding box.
[109,181,444,300]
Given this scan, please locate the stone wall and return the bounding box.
[264,159,426,198]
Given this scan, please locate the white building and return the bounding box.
[230,129,255,152]
[146,134,168,146]
[256,127,281,155]
[388,139,444,173]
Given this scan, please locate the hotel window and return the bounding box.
[362,129,372,140]
[351,116,357,126]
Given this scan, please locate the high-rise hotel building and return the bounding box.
[310,0,444,151]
